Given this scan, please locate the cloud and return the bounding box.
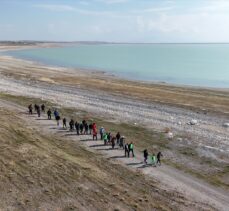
[95,0,129,4]
[134,9,229,42]
[132,6,174,14]
[33,4,75,12]
[33,3,128,17]
[11,0,229,42]
[197,0,229,13]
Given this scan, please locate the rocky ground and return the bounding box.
[0,69,228,164]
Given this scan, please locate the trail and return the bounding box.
[0,99,228,211]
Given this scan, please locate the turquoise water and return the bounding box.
[6,44,229,88]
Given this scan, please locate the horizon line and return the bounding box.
[1,40,229,44]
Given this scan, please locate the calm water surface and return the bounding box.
[6,44,229,88]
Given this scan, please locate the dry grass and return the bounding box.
[0,92,228,191]
[0,101,199,210]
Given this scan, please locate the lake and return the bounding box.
[6,44,229,88]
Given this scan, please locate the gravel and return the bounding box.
[0,76,228,162]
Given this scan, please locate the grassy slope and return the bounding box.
[0,99,197,210]
[0,92,228,192]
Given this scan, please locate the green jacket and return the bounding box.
[152,156,156,163]
[103,134,108,140]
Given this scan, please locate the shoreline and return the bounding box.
[0,53,229,117]
[2,44,229,90]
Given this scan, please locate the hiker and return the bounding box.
[80,122,84,134]
[103,133,108,145]
[84,122,89,135]
[111,136,116,149]
[34,104,38,113]
[56,115,60,126]
[156,152,163,166]
[143,149,148,164]
[69,119,74,131]
[93,129,98,140]
[47,109,52,120]
[128,142,135,157]
[92,123,97,140]
[53,109,58,118]
[92,123,96,131]
[100,127,105,140]
[152,153,157,167]
[41,104,45,112]
[124,143,129,157]
[54,110,60,126]
[28,104,33,114]
[116,132,121,145]
[107,132,111,144]
[63,118,67,129]
[89,123,93,134]
[75,121,80,135]
[119,136,125,149]
[37,105,41,117]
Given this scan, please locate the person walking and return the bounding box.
[107,132,111,144]
[89,123,93,135]
[34,104,38,113]
[37,105,41,117]
[54,109,60,126]
[92,123,96,131]
[119,136,125,149]
[41,104,45,112]
[56,115,60,126]
[63,118,67,129]
[100,127,105,140]
[143,149,148,164]
[128,142,135,157]
[75,121,80,135]
[116,132,121,145]
[156,152,163,166]
[93,129,98,140]
[111,136,116,149]
[80,122,84,134]
[28,104,33,114]
[53,109,58,119]
[69,119,74,131]
[103,133,108,145]
[124,143,129,157]
[152,153,157,167]
[84,122,89,135]
[47,109,52,120]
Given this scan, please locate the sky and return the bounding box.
[1,0,229,43]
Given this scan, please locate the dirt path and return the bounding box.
[0,99,228,211]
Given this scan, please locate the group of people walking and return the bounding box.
[28,103,45,117]
[28,103,163,166]
[143,149,163,166]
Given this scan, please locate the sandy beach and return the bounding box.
[0,44,229,210]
